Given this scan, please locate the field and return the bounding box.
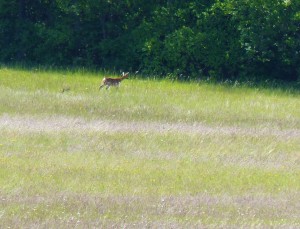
[0,67,299,228]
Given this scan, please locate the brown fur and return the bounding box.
[99,72,129,90]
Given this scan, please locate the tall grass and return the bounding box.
[1,130,299,227]
[0,67,299,228]
[0,67,299,128]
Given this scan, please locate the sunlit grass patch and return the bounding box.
[0,67,299,227]
[1,130,299,196]
[1,67,299,128]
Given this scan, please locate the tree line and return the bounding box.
[0,0,299,82]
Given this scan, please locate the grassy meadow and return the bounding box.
[0,67,299,228]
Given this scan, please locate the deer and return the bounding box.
[99,72,129,90]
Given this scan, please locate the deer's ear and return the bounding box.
[122,72,125,76]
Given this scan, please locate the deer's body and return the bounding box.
[99,72,129,90]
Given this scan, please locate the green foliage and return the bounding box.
[0,0,299,82]
[232,0,300,81]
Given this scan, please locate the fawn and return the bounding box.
[99,72,129,90]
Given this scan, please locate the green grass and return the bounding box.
[1,131,299,195]
[0,67,299,128]
[0,67,300,228]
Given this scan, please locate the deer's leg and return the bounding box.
[99,84,104,90]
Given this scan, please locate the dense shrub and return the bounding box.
[0,0,299,82]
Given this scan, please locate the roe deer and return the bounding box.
[99,72,129,90]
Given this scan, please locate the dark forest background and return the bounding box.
[0,0,299,82]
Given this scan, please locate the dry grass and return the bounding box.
[1,128,299,227]
[0,114,299,138]
[2,191,300,228]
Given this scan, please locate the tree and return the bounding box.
[233,0,300,81]
[0,0,299,82]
